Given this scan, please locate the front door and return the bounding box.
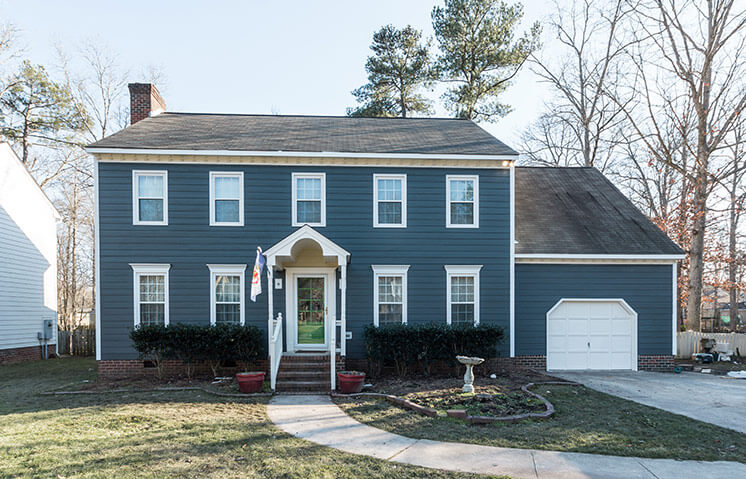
[295,275,327,350]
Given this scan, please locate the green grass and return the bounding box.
[298,322,324,344]
[0,358,503,478]
[336,384,746,463]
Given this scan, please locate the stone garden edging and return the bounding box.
[332,380,581,424]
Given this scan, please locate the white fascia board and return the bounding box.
[85,147,518,162]
[515,254,684,262]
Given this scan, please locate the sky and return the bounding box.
[0,0,555,146]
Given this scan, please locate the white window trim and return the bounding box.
[373,174,407,228]
[372,265,409,326]
[130,263,171,327]
[446,175,479,228]
[292,172,326,227]
[209,171,244,226]
[207,264,247,326]
[445,265,482,325]
[132,170,168,225]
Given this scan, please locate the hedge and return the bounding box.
[364,323,504,376]
[130,323,264,378]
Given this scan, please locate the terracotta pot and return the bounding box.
[337,371,365,394]
[236,372,265,393]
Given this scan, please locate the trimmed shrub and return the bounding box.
[364,323,504,377]
[129,323,265,379]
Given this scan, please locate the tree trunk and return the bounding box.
[729,182,739,333]
[686,163,708,331]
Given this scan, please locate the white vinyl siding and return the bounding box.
[372,265,409,326]
[373,174,407,227]
[133,170,168,225]
[292,173,325,227]
[445,265,482,325]
[209,171,244,226]
[130,264,170,327]
[208,264,246,325]
[446,175,478,228]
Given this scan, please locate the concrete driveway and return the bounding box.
[553,371,746,434]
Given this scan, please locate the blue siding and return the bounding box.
[98,163,511,360]
[515,264,673,356]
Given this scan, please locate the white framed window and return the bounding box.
[373,174,407,227]
[446,175,479,228]
[208,264,246,325]
[445,265,482,325]
[292,172,326,227]
[209,172,244,226]
[130,264,170,327]
[133,170,168,225]
[372,265,409,326]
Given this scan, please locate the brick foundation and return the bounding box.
[637,355,674,372]
[98,359,269,380]
[0,345,46,364]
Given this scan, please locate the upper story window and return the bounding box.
[445,265,482,325]
[208,264,246,325]
[446,175,479,228]
[130,264,170,327]
[374,174,407,227]
[133,170,168,225]
[292,172,326,227]
[372,265,409,326]
[210,172,244,226]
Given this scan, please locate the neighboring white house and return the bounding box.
[0,142,59,363]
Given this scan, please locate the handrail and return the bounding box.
[270,313,283,391]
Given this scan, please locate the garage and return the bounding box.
[546,299,637,371]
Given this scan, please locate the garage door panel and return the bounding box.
[547,300,635,371]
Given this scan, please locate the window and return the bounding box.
[374,174,407,227]
[130,264,170,327]
[133,171,167,225]
[210,172,244,226]
[445,265,481,325]
[292,173,325,226]
[372,265,409,326]
[446,175,479,228]
[208,264,246,325]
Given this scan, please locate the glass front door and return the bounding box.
[296,276,326,346]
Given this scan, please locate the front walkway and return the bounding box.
[553,371,746,434]
[267,395,746,479]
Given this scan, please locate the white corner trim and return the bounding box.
[86,146,519,162]
[509,165,515,357]
[444,265,482,325]
[446,174,479,228]
[373,174,407,228]
[130,263,171,328]
[672,263,678,356]
[371,265,410,326]
[291,172,326,227]
[94,160,101,360]
[132,170,168,226]
[207,264,247,326]
[209,171,244,226]
[545,298,638,371]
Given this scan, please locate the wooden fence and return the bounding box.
[677,331,746,358]
[57,329,96,356]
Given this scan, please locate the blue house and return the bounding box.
[87,84,684,389]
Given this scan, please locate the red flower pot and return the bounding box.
[337,371,365,394]
[236,372,265,393]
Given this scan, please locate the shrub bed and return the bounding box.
[130,323,264,378]
[364,323,504,376]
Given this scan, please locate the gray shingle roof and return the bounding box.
[515,167,683,255]
[88,112,518,156]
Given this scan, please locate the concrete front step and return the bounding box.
[276,379,331,392]
[278,370,328,380]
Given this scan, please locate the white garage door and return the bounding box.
[547,300,636,371]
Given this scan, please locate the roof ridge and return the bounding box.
[160,111,473,121]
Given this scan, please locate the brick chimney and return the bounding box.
[128,83,166,125]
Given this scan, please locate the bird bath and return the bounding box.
[456,355,484,393]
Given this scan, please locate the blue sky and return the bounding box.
[1,0,554,145]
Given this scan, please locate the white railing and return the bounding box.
[270,313,283,391]
[677,331,746,358]
[329,308,336,391]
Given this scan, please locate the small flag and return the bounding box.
[250,247,265,302]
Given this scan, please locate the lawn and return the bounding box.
[336,381,746,463]
[0,358,502,479]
